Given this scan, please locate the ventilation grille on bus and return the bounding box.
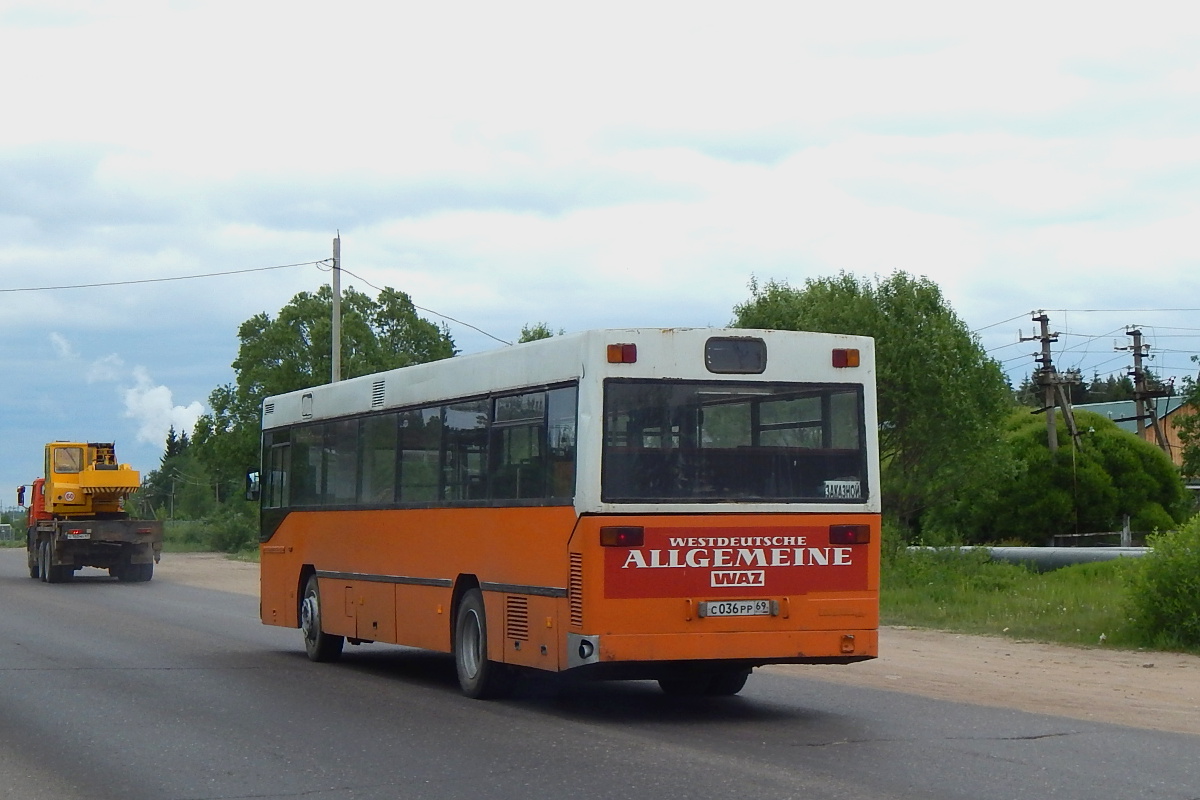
[569,553,584,629]
[263,402,275,415]
[505,595,529,642]
[370,380,386,409]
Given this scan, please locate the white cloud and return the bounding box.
[87,354,125,383]
[49,331,76,359]
[122,367,204,447]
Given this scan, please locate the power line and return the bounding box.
[973,312,1030,333]
[324,263,513,347]
[0,261,326,293]
[2,253,515,349]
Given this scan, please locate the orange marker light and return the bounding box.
[832,348,860,368]
[607,343,637,364]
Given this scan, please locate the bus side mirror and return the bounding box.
[16,485,25,507]
[245,471,261,502]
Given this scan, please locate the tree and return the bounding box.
[140,424,231,519]
[192,284,456,490]
[1176,357,1200,479]
[966,410,1189,544]
[518,322,560,342]
[732,272,1013,538]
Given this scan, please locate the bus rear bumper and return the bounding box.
[567,628,877,673]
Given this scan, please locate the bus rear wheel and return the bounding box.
[453,588,512,699]
[301,575,344,662]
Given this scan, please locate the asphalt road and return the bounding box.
[0,549,1196,800]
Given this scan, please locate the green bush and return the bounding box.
[163,519,212,551]
[162,503,258,554]
[1127,514,1200,648]
[207,504,257,553]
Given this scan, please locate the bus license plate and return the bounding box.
[700,599,775,618]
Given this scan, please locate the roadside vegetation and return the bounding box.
[883,515,1200,655]
[161,505,258,558]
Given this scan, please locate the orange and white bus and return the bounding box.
[255,328,880,698]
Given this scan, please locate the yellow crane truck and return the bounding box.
[18,442,163,583]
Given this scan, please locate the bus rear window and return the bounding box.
[602,380,867,503]
[704,337,767,374]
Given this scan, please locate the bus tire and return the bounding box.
[301,575,344,663]
[453,588,512,699]
[705,668,751,696]
[657,675,711,696]
[659,667,750,697]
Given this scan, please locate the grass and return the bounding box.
[882,546,1161,650]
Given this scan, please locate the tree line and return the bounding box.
[141,271,1198,550]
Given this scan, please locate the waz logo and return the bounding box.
[711,570,765,587]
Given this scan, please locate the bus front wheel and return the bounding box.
[453,588,512,699]
[301,575,344,663]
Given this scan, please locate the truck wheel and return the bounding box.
[116,561,154,582]
[453,588,512,699]
[300,575,343,662]
[28,548,39,580]
[43,542,69,584]
[40,541,56,583]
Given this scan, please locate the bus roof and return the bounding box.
[261,327,875,429]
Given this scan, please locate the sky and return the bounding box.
[2,1,1199,507]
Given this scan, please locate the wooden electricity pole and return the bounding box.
[332,234,342,383]
[1117,328,1170,452]
[1021,311,1081,452]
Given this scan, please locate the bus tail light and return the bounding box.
[607,343,637,364]
[600,526,644,547]
[832,348,860,368]
[829,525,870,545]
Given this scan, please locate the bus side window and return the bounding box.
[360,413,398,505]
[326,419,359,506]
[443,399,489,501]
[266,443,290,508]
[291,425,324,506]
[547,385,577,499]
[399,407,440,503]
[491,390,547,501]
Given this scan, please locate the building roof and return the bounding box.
[1075,398,1188,434]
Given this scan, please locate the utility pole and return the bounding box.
[1117,328,1170,451]
[332,233,342,383]
[1021,311,1081,452]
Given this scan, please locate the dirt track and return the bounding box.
[156,553,1200,736]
